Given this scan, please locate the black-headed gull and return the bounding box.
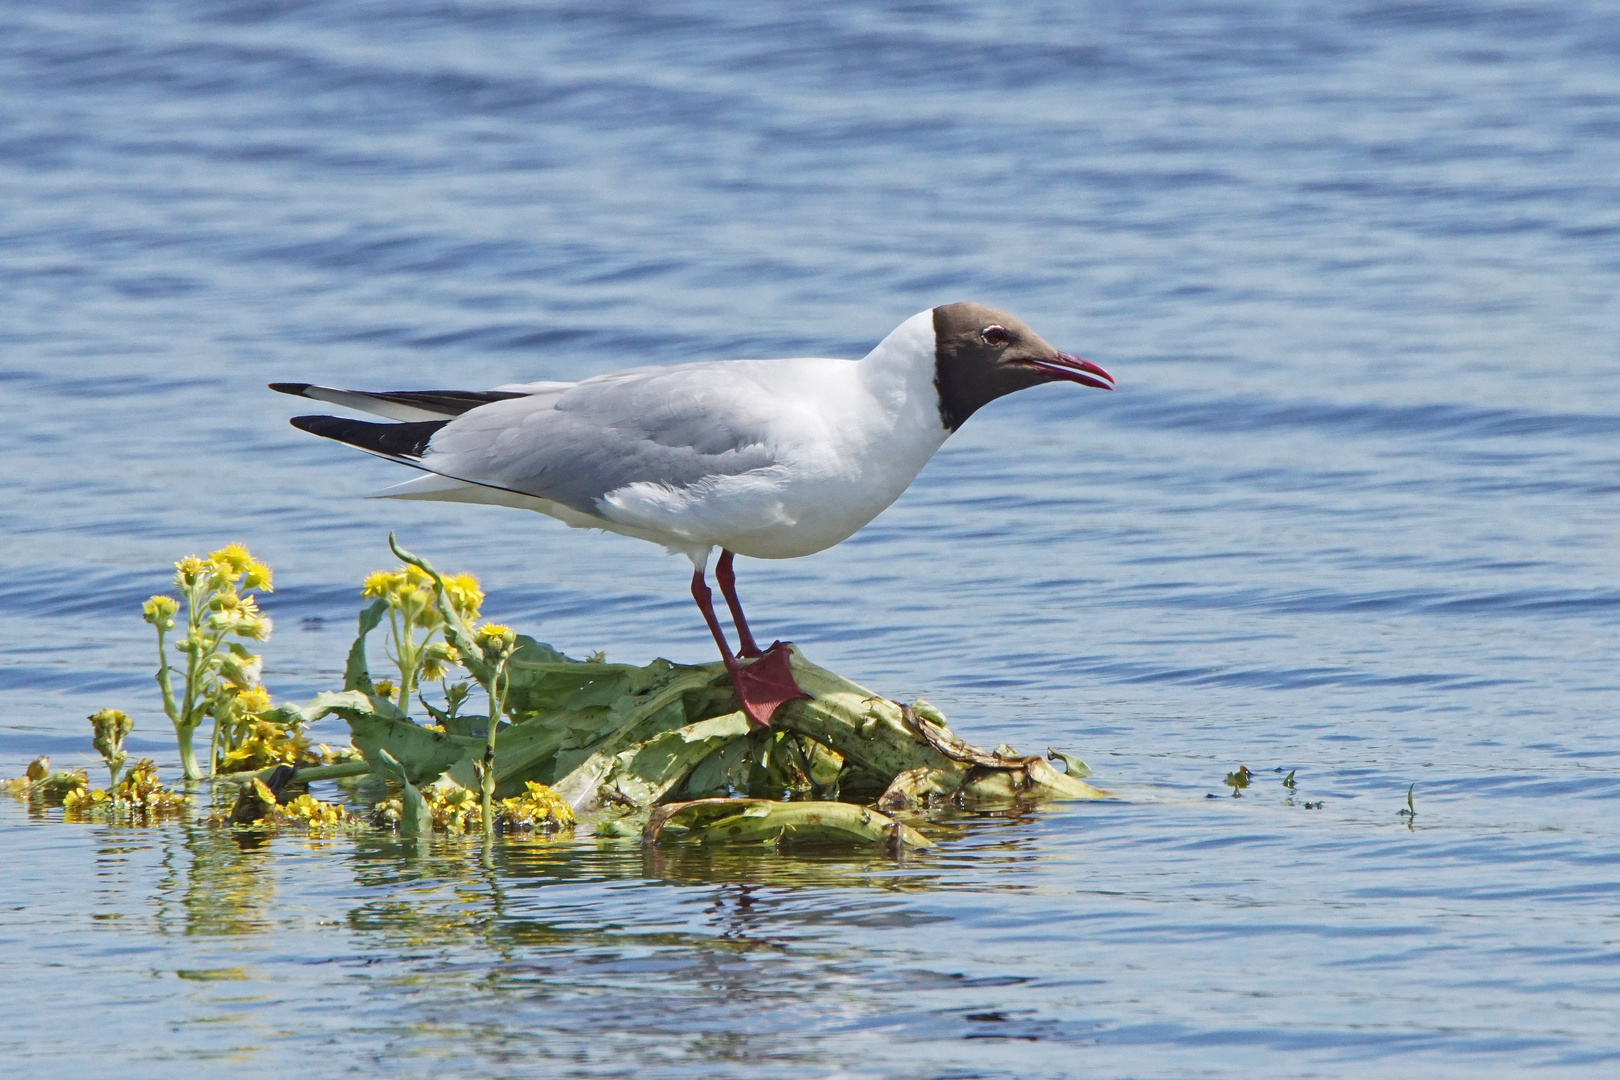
[272,302,1113,726]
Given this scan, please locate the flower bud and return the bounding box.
[474,623,517,661]
[142,594,179,629]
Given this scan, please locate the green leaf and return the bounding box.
[344,598,390,694]
[590,712,752,809]
[682,731,764,799]
[376,749,429,837]
[443,665,720,799]
[1046,748,1092,779]
[298,688,475,786]
[502,649,661,715]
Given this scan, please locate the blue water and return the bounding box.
[4,2,1620,1076]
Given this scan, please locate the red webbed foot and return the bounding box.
[728,641,809,728]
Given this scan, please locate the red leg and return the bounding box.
[691,565,806,728]
[691,566,736,664]
[715,549,762,658]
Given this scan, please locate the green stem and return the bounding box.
[206,694,224,779]
[480,663,507,839]
[222,759,373,785]
[390,611,415,713]
[153,624,179,727]
[175,724,202,782]
[180,658,204,780]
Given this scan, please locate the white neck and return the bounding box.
[854,307,950,453]
[857,308,941,416]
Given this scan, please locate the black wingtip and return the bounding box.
[270,382,313,397]
[289,414,447,460]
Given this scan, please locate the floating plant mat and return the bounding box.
[271,609,1108,847]
[4,539,1108,851]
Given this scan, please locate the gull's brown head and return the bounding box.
[931,301,1113,431]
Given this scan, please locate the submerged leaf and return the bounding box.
[645,798,932,849]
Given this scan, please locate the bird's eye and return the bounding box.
[980,325,1009,347]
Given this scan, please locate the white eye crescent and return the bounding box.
[980,325,1009,347]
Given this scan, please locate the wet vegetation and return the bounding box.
[5,537,1109,851]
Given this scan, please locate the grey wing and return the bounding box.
[420,363,781,516]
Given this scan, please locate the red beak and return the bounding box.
[1026,352,1114,391]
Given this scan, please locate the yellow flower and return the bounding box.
[173,555,208,588]
[62,786,108,812]
[445,573,483,619]
[242,560,273,592]
[237,686,272,714]
[282,793,346,828]
[418,640,460,682]
[219,719,308,771]
[474,623,517,660]
[497,781,574,830]
[475,623,515,645]
[373,678,396,700]
[236,614,273,642]
[142,594,179,628]
[408,603,443,632]
[210,543,253,574]
[361,570,399,600]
